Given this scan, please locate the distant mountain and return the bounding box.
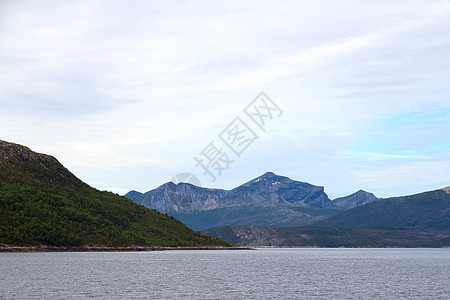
[128,172,335,213]
[315,188,450,234]
[201,187,450,247]
[124,190,144,202]
[126,172,342,230]
[202,225,450,248]
[0,140,232,247]
[332,190,378,210]
[126,183,227,214]
[223,172,334,209]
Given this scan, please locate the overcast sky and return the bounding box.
[1,0,449,199]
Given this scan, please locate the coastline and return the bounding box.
[1,245,447,252]
[0,245,253,252]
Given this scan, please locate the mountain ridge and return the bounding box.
[125,172,378,230]
[315,188,450,234]
[126,172,340,214]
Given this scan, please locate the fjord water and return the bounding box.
[1,249,449,299]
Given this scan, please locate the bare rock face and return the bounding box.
[332,190,379,210]
[442,187,450,194]
[0,140,46,164]
[127,183,227,214]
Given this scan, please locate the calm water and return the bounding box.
[0,248,449,299]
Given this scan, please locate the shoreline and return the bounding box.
[2,245,446,252]
[247,246,450,248]
[0,245,253,252]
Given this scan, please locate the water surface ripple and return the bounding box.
[1,248,449,299]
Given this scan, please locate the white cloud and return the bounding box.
[336,151,428,161]
[0,0,448,197]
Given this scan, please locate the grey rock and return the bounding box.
[332,190,378,210]
[132,182,227,214]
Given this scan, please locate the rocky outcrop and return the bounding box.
[0,140,85,187]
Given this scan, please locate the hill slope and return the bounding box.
[172,205,340,231]
[315,189,450,234]
[0,140,232,247]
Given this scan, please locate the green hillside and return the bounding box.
[0,140,232,247]
[315,189,450,234]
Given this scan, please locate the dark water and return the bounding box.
[1,248,449,299]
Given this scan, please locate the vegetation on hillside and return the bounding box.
[0,140,233,247]
[201,188,450,248]
[315,189,450,234]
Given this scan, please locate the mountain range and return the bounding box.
[203,188,450,247]
[0,140,232,248]
[125,172,378,230]
[126,171,449,248]
[2,138,447,249]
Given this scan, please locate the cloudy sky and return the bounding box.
[1,0,449,199]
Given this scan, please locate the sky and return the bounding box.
[0,0,449,199]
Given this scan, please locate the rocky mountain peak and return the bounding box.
[355,190,374,196]
[332,189,378,210]
[259,171,279,179]
[245,172,286,185]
